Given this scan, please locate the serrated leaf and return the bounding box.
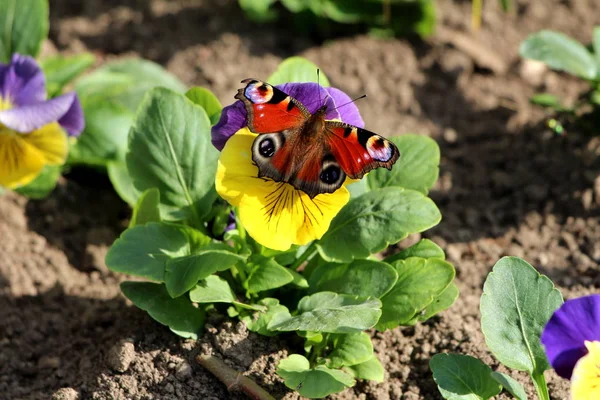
[269,292,381,333]
[368,134,440,194]
[384,238,445,264]
[318,187,441,263]
[520,30,597,79]
[14,165,61,199]
[185,87,222,125]
[40,53,95,97]
[430,353,502,400]
[309,259,398,298]
[480,256,563,375]
[105,222,190,282]
[129,188,161,227]
[240,298,290,336]
[376,257,455,331]
[346,355,384,382]
[246,256,294,293]
[0,0,48,62]
[189,275,235,303]
[490,371,527,400]
[419,282,459,321]
[165,244,246,298]
[268,56,330,86]
[327,332,373,368]
[121,281,204,339]
[277,354,355,398]
[127,87,219,221]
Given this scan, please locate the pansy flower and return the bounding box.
[212,83,364,251]
[541,294,600,399]
[0,54,84,188]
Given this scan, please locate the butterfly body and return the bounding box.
[235,79,399,198]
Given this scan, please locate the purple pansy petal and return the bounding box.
[0,92,78,134]
[0,54,46,105]
[325,87,364,128]
[212,100,247,151]
[211,82,364,151]
[57,92,85,136]
[541,294,600,379]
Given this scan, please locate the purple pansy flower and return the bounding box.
[0,54,84,136]
[541,294,600,379]
[211,82,364,151]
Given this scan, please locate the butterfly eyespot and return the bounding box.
[259,138,276,158]
[320,165,341,184]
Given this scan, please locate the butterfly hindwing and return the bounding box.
[235,79,310,133]
[325,121,399,179]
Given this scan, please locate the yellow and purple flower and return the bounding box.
[0,54,84,188]
[541,294,600,399]
[212,82,363,251]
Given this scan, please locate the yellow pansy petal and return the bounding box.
[0,122,67,189]
[571,341,600,400]
[216,128,350,251]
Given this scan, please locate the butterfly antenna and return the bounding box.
[332,94,367,111]
[316,69,322,107]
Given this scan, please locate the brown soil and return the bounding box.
[2,0,600,399]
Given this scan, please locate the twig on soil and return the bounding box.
[196,354,276,400]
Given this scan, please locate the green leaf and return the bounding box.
[347,178,369,198]
[288,269,309,288]
[121,281,204,339]
[384,238,445,264]
[327,332,373,368]
[277,354,355,398]
[40,53,95,97]
[239,298,290,336]
[346,355,384,382]
[593,27,600,74]
[238,0,278,22]
[418,282,459,321]
[105,222,190,282]
[490,372,527,400]
[185,87,222,125]
[267,56,331,86]
[430,353,502,400]
[281,0,308,12]
[165,244,246,298]
[245,256,294,294]
[0,0,48,62]
[309,259,398,298]
[499,0,511,12]
[127,87,219,222]
[376,257,455,331]
[318,187,441,263]
[68,102,134,166]
[368,135,439,194]
[189,275,235,303]
[481,256,563,375]
[14,165,61,199]
[269,292,382,334]
[73,58,185,170]
[129,188,161,227]
[519,30,597,80]
[107,160,140,206]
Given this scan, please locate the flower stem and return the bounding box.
[471,0,482,31]
[531,372,550,400]
[196,354,275,400]
[289,242,318,271]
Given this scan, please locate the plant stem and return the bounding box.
[471,0,482,31]
[531,372,550,400]
[288,242,318,271]
[196,354,275,400]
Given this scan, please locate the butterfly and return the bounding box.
[235,79,400,198]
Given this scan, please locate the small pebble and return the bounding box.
[175,360,193,381]
[106,340,136,373]
[51,388,79,400]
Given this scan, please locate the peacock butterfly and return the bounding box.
[235,79,400,198]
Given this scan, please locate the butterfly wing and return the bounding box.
[235,78,310,133]
[324,121,400,179]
